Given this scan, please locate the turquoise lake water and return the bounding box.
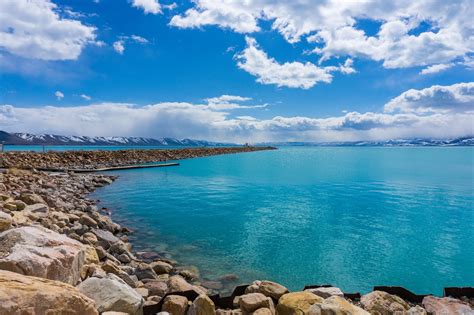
[92,147,474,295]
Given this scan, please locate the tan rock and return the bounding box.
[239,293,272,313]
[360,291,410,315]
[276,292,323,315]
[144,279,169,296]
[84,245,100,264]
[308,296,369,315]
[0,226,86,284]
[408,305,427,315]
[422,296,472,315]
[19,193,46,205]
[304,287,344,299]
[254,308,273,315]
[168,275,206,294]
[246,280,289,300]
[0,211,12,232]
[188,294,216,315]
[135,287,149,298]
[162,295,189,315]
[151,260,173,274]
[0,269,98,315]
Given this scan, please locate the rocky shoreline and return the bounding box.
[0,148,473,315]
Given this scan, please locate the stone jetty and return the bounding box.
[0,148,473,314]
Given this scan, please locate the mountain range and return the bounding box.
[1,131,472,147]
[0,131,232,146]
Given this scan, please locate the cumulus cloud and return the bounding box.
[54,91,64,100]
[0,0,97,60]
[384,82,474,113]
[2,83,473,142]
[236,37,354,89]
[132,0,161,14]
[113,41,125,54]
[170,0,473,70]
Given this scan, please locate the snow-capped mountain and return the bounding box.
[260,136,474,147]
[0,131,233,146]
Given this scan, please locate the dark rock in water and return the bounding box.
[202,280,224,290]
[219,274,239,282]
[135,251,162,263]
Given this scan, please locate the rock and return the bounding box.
[168,275,198,293]
[202,280,224,290]
[305,287,344,299]
[360,291,410,315]
[24,203,49,215]
[19,193,46,205]
[102,312,129,315]
[0,269,98,315]
[77,273,144,314]
[91,228,120,248]
[308,296,369,315]
[82,232,98,245]
[135,287,149,298]
[13,200,27,210]
[102,259,121,275]
[135,262,158,280]
[0,211,12,232]
[80,214,98,228]
[118,271,138,288]
[216,310,242,315]
[188,294,216,315]
[118,253,132,263]
[0,226,86,284]
[276,292,323,315]
[254,308,273,315]
[3,203,16,211]
[84,245,100,264]
[422,296,473,315]
[246,280,289,300]
[219,274,239,282]
[144,280,169,296]
[407,305,428,315]
[162,295,189,315]
[150,260,173,274]
[239,293,271,313]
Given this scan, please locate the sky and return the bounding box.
[0,0,473,143]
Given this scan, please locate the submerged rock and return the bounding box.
[360,291,410,314]
[77,273,144,314]
[0,225,86,284]
[0,270,98,315]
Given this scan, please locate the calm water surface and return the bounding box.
[92,147,474,294]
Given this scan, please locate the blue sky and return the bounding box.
[0,0,473,142]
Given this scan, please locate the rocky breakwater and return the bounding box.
[0,146,276,170]
[0,166,473,314]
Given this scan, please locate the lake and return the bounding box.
[91,146,474,295]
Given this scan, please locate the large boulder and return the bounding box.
[150,260,173,274]
[188,294,216,315]
[162,295,189,315]
[308,296,369,315]
[305,287,344,299]
[0,226,86,284]
[246,280,289,300]
[0,269,98,315]
[422,296,473,315]
[144,280,169,296]
[360,291,410,315]
[168,275,206,294]
[276,292,323,315]
[77,273,144,314]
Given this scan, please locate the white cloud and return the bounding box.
[206,95,252,104]
[132,0,161,14]
[384,82,474,113]
[236,37,353,89]
[55,91,64,100]
[170,0,473,70]
[80,94,92,101]
[420,63,455,75]
[2,83,473,142]
[130,35,149,44]
[0,0,97,60]
[113,41,125,54]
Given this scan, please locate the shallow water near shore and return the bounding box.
[92,147,474,295]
